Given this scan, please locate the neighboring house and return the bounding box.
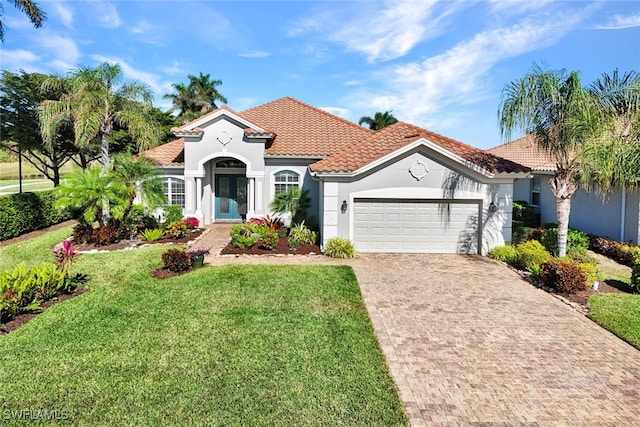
[489,135,640,244]
[142,97,528,254]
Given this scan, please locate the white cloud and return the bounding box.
[91,54,170,97]
[91,1,121,28]
[237,51,271,58]
[353,12,586,128]
[0,49,42,72]
[53,1,74,28]
[130,20,153,34]
[290,0,466,62]
[39,34,80,72]
[488,0,554,14]
[595,13,640,30]
[319,106,350,119]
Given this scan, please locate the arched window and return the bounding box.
[162,177,185,207]
[274,170,299,195]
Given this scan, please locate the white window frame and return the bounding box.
[531,177,541,207]
[272,168,302,196]
[162,176,186,208]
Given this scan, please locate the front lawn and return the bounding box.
[588,293,640,350]
[0,229,407,426]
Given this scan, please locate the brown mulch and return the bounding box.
[221,237,320,256]
[0,287,88,335]
[563,279,636,307]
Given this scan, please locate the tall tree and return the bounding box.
[0,70,79,186]
[579,70,640,195]
[358,110,398,130]
[164,72,227,124]
[498,65,587,257]
[39,62,162,173]
[0,0,46,42]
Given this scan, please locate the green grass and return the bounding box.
[0,229,407,426]
[588,293,640,350]
[0,179,55,193]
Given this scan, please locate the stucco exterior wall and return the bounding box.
[320,148,515,254]
[264,158,320,225]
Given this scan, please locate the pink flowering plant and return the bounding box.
[54,240,77,272]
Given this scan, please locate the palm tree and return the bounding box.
[498,65,587,257]
[39,62,161,173]
[358,110,398,130]
[1,0,46,42]
[579,70,640,196]
[110,153,165,229]
[55,166,124,227]
[164,72,227,124]
[270,187,311,225]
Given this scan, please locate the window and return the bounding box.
[162,177,185,207]
[531,177,541,206]
[274,170,299,195]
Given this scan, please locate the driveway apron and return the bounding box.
[351,254,640,426]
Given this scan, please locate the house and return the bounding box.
[489,135,640,244]
[142,97,529,254]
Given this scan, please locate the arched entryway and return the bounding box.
[213,158,247,221]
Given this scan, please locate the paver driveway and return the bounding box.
[351,254,640,426]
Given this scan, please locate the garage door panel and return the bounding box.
[353,199,479,254]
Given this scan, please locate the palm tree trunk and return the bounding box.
[556,197,572,257]
[100,132,110,223]
[550,171,578,257]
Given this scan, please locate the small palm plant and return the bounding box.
[270,187,311,224]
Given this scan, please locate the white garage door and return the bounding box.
[353,198,481,253]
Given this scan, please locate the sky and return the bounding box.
[1,0,639,149]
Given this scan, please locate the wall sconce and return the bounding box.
[341,200,348,214]
[488,201,498,213]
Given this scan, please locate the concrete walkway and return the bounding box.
[194,225,640,425]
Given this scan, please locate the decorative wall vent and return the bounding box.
[409,159,429,181]
[217,130,232,146]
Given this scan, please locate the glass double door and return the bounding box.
[215,175,247,220]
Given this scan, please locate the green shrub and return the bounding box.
[577,263,599,287]
[161,248,191,272]
[323,237,356,259]
[588,234,640,267]
[516,240,551,272]
[126,204,159,232]
[289,222,317,246]
[141,228,165,242]
[231,234,258,249]
[540,259,587,294]
[163,205,183,225]
[0,262,75,323]
[260,230,279,250]
[166,220,188,239]
[229,224,245,236]
[512,200,539,227]
[0,190,75,241]
[631,262,640,292]
[540,227,589,256]
[487,245,518,264]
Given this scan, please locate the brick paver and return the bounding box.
[197,226,640,425]
[352,254,640,426]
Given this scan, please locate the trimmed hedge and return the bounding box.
[588,234,640,268]
[0,190,75,241]
[541,258,587,294]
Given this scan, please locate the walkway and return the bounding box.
[195,225,640,425]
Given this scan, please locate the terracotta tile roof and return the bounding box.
[310,122,529,175]
[488,134,557,171]
[240,96,373,156]
[142,138,184,166]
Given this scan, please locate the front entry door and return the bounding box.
[215,175,247,220]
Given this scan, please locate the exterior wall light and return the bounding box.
[341,200,348,214]
[488,201,498,213]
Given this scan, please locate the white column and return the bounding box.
[248,178,255,217]
[256,178,264,215]
[185,177,196,214]
[195,177,203,224]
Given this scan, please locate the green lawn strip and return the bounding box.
[0,233,407,426]
[0,226,74,268]
[588,293,640,350]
